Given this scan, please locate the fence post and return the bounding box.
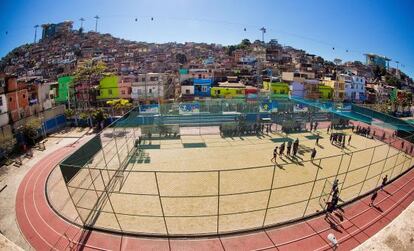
[262,165,276,228]
[216,171,221,234]
[358,146,377,196]
[340,152,354,192]
[98,169,123,232]
[154,172,169,236]
[303,158,322,217]
[375,144,391,188]
[113,127,122,167]
[389,151,401,179]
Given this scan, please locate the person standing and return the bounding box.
[315,121,319,131]
[381,175,388,190]
[370,190,378,207]
[327,126,330,134]
[271,147,278,163]
[280,142,285,156]
[287,141,292,156]
[316,136,320,145]
[348,135,352,145]
[311,148,317,161]
[310,121,313,131]
[332,179,339,194]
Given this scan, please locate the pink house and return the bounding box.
[118,76,133,99]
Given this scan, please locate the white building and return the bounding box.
[344,75,366,102]
[131,73,167,102]
[0,76,9,127]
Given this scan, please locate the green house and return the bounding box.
[319,85,333,100]
[268,82,290,99]
[97,75,120,100]
[56,76,74,103]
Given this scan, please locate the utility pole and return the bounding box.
[260,27,266,43]
[79,17,85,29]
[34,25,39,43]
[94,15,100,32]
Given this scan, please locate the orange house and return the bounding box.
[6,76,30,122]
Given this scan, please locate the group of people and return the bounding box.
[325,175,389,220]
[271,138,300,163]
[354,125,372,138]
[325,179,342,219]
[219,122,271,137]
[309,121,319,132]
[329,133,351,148]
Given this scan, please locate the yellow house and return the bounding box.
[210,82,246,98]
[322,77,344,101]
[266,82,290,99]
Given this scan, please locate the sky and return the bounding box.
[0,0,414,77]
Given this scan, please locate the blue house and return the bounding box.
[194,78,212,97]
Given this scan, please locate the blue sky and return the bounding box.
[1,0,414,77]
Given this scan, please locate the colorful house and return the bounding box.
[318,85,333,100]
[322,77,345,102]
[193,78,212,97]
[211,82,246,99]
[269,82,290,99]
[6,76,30,122]
[56,76,73,103]
[290,82,305,99]
[97,75,119,101]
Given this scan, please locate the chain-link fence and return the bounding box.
[59,99,414,237]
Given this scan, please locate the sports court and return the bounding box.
[49,100,414,236]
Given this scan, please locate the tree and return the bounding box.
[91,109,109,130]
[240,39,251,49]
[227,45,237,56]
[21,118,42,145]
[0,135,17,163]
[333,58,342,65]
[73,59,107,108]
[107,99,132,116]
[175,53,187,64]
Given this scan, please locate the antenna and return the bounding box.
[260,27,266,43]
[34,25,39,43]
[94,15,100,32]
[79,17,85,29]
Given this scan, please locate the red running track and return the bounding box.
[15,142,414,251]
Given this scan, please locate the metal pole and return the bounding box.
[303,158,322,217]
[154,172,170,236]
[262,165,276,227]
[389,151,401,179]
[339,152,354,191]
[375,144,391,187]
[98,169,123,231]
[217,171,221,234]
[358,146,377,196]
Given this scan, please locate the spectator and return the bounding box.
[381,175,388,191]
[370,190,378,207]
[311,148,317,161]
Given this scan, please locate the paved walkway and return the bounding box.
[15,139,414,250]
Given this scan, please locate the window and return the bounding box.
[150,77,158,81]
[0,96,2,106]
[185,89,190,94]
[215,90,220,95]
[201,86,208,92]
[108,89,113,95]
[149,89,152,93]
